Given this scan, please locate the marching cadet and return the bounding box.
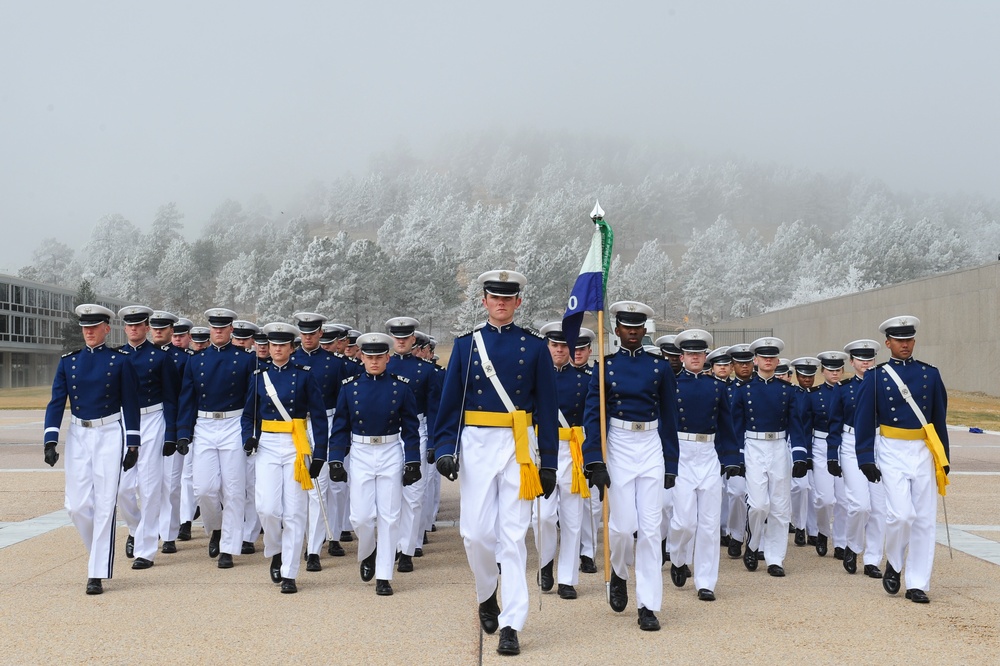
[573,328,603,575]
[655,334,683,375]
[171,317,193,350]
[116,306,179,571]
[707,346,732,382]
[775,358,792,381]
[721,343,754,560]
[291,312,351,570]
[583,301,679,632]
[413,330,443,550]
[667,330,739,602]
[731,337,808,577]
[829,340,887,578]
[189,327,211,351]
[533,322,591,600]
[321,323,357,543]
[242,322,329,593]
[329,333,422,597]
[232,320,262,555]
[855,316,949,603]
[231,320,259,350]
[319,324,339,353]
[385,316,438,573]
[44,304,141,595]
[170,317,200,543]
[345,329,362,359]
[177,308,256,569]
[433,270,558,656]
[817,351,851,560]
[789,357,820,548]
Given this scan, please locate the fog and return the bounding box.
[2,1,998,273]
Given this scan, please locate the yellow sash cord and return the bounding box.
[880,424,951,496]
[261,418,314,491]
[465,410,542,500]
[559,426,590,498]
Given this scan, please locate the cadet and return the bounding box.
[667,329,739,602]
[721,343,753,559]
[855,317,949,603]
[795,354,840,557]
[572,328,602,575]
[232,320,262,555]
[583,301,679,632]
[177,308,256,569]
[433,270,558,656]
[116,305,179,570]
[414,330,444,543]
[242,322,329,593]
[189,327,210,351]
[655,334,683,375]
[43,304,141,595]
[817,351,852,560]
[171,317,193,350]
[731,337,808,577]
[329,333,422,597]
[789,357,820,548]
[169,317,200,543]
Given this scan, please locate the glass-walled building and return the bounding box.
[0,274,129,388]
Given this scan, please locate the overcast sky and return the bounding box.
[1,1,998,274]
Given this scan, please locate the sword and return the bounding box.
[941,495,953,559]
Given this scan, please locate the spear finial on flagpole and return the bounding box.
[591,200,605,221]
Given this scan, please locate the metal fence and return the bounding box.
[707,328,774,348]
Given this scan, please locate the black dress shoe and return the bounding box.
[397,554,414,573]
[280,578,297,594]
[423,531,430,545]
[609,571,628,612]
[479,587,500,634]
[270,554,282,584]
[697,588,716,601]
[162,540,177,554]
[905,588,930,603]
[208,530,221,558]
[807,535,817,547]
[132,557,154,570]
[580,555,597,574]
[637,607,660,632]
[721,534,731,547]
[86,578,103,595]
[375,579,393,596]
[327,541,345,556]
[743,544,758,572]
[360,548,377,582]
[306,554,322,572]
[125,535,135,559]
[217,553,233,569]
[430,524,437,532]
[557,584,577,599]
[727,539,742,559]
[843,547,858,574]
[539,560,554,592]
[497,626,520,655]
[815,533,828,557]
[241,541,256,555]
[670,563,690,588]
[794,529,806,547]
[767,564,785,577]
[414,547,423,558]
[883,562,901,595]
[193,506,201,520]
[177,521,192,541]
[864,564,883,579]
[340,530,353,542]
[834,547,845,560]
[661,539,670,565]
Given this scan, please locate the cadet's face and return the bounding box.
[796,373,815,388]
[851,357,873,376]
[345,344,358,358]
[334,338,348,354]
[210,325,232,346]
[393,335,415,355]
[886,337,915,360]
[713,363,732,379]
[125,322,149,345]
[573,346,591,366]
[733,360,755,380]
[269,342,291,364]
[756,356,778,376]
[150,327,172,345]
[255,342,269,358]
[82,323,109,347]
[548,340,570,366]
[300,330,321,351]
[615,324,644,350]
[482,293,521,326]
[232,337,253,349]
[822,367,843,384]
[321,341,336,352]
[172,333,191,348]
[667,354,683,373]
[192,340,210,350]
[682,351,706,373]
[362,352,388,375]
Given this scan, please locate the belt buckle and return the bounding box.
[632,422,644,431]
[482,361,496,378]
[81,419,93,428]
[212,412,224,419]
[696,434,709,443]
[370,436,382,444]
[765,432,776,440]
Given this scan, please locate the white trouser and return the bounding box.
[350,440,403,581]
[833,475,848,549]
[117,410,165,560]
[398,415,429,556]
[332,452,351,534]
[159,446,184,541]
[255,431,308,580]
[422,448,441,533]
[306,414,337,554]
[580,492,603,559]
[669,442,723,592]
[64,420,123,579]
[531,438,584,587]
[192,416,247,557]
[660,487,673,543]
[244,454,261,543]
[790,463,811,531]
[606,425,664,613]
[722,475,747,542]
[180,450,196,522]
[459,426,534,631]
[744,436,791,567]
[810,435,836,538]
[841,431,887,563]
[878,435,937,591]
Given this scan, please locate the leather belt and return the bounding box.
[198,409,242,420]
[678,432,715,443]
[352,433,400,445]
[71,413,121,428]
[609,418,658,432]
[745,430,785,441]
[140,403,164,415]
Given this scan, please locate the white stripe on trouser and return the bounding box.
[255,431,308,580]
[306,414,337,554]
[840,431,886,564]
[531,438,584,586]
[350,439,403,581]
[810,435,836,538]
[117,410,165,560]
[192,416,246,557]
[459,426,534,631]
[606,426,664,613]
[877,435,936,591]
[244,454,261,543]
[790,471,811,530]
[744,436,791,567]
[180,451,196,522]
[669,442,723,592]
[159,442,184,540]
[397,414,429,556]
[64,420,123,579]
[722,475,747,541]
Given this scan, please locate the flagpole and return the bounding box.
[597,308,612,603]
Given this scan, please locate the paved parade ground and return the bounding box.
[1,409,999,665]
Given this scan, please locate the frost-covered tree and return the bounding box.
[156,238,201,314]
[18,238,79,287]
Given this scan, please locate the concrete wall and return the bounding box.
[719,262,1000,396]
